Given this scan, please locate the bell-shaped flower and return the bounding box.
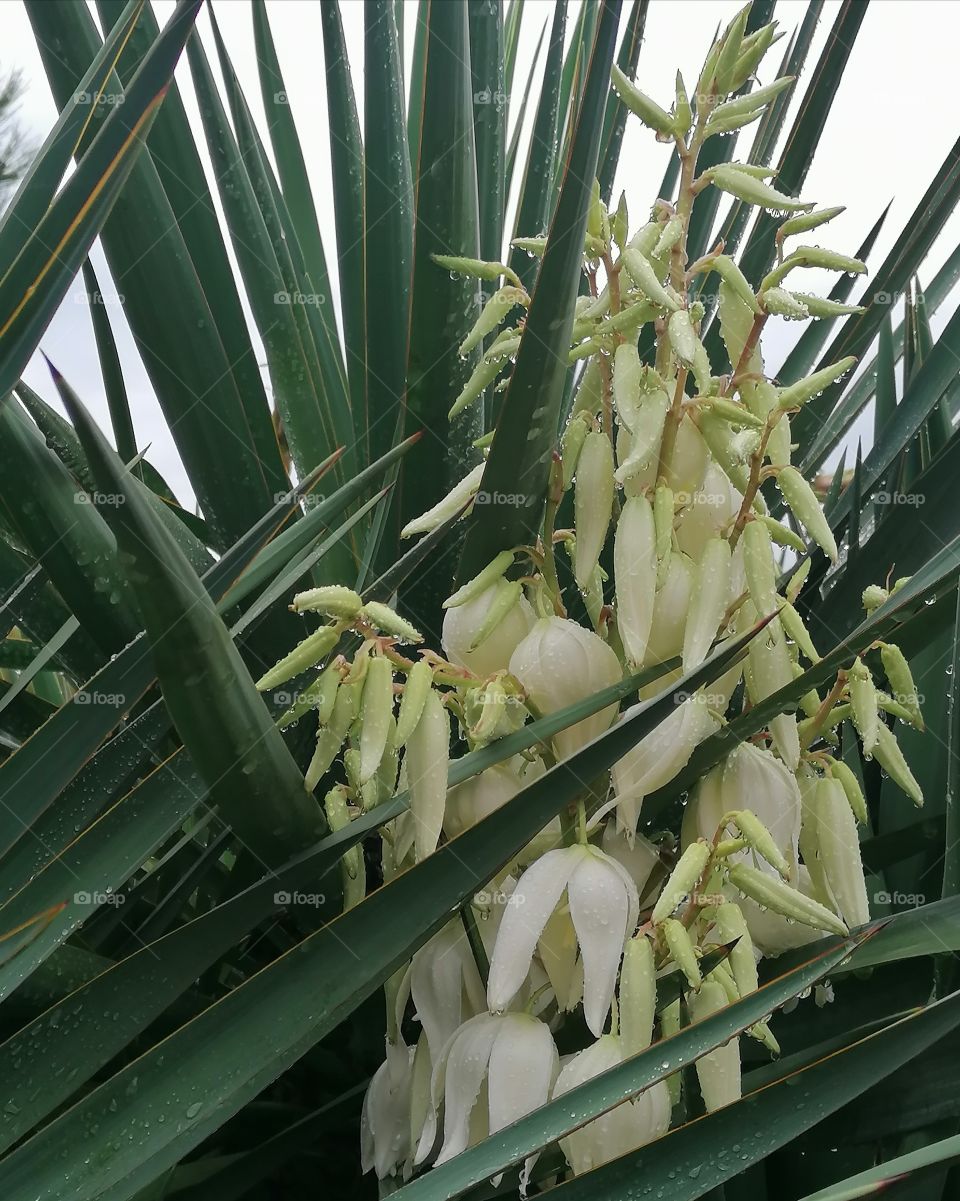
[427,1012,558,1167]
[508,617,622,761]
[611,694,721,838]
[601,822,662,904]
[683,742,801,880]
[552,1035,670,1174]
[444,757,544,840]
[406,922,486,1061]
[487,844,638,1036]
[361,1037,415,1179]
[805,775,870,928]
[442,582,535,678]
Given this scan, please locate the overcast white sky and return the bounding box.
[3,0,959,508]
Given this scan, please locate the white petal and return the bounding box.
[362,1039,414,1178]
[487,1013,558,1133]
[487,847,583,1014]
[435,1015,501,1165]
[553,1036,627,1176]
[411,923,474,1060]
[568,850,636,1036]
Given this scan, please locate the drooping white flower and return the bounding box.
[408,922,486,1061]
[487,844,638,1036]
[675,461,742,562]
[601,822,662,904]
[442,582,535,678]
[508,617,622,761]
[361,1037,415,1179]
[643,551,694,668]
[427,1012,558,1167]
[443,758,544,840]
[611,695,721,838]
[552,1035,670,1174]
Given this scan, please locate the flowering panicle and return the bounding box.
[256,6,924,1185]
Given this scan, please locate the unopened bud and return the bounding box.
[620,935,657,1056]
[469,578,524,652]
[359,656,395,783]
[707,165,813,213]
[879,642,924,730]
[444,551,515,609]
[777,357,856,410]
[291,584,362,618]
[614,495,657,667]
[848,657,879,757]
[458,286,528,356]
[652,840,712,923]
[682,537,731,671]
[611,64,676,136]
[395,659,433,746]
[257,625,340,691]
[660,917,701,988]
[574,432,615,588]
[873,722,923,806]
[727,862,847,936]
[622,247,677,310]
[775,466,838,562]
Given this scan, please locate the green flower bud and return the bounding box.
[654,482,674,585]
[619,934,657,1056]
[291,584,363,619]
[574,431,615,587]
[742,519,779,620]
[325,787,365,909]
[660,917,702,988]
[779,600,819,663]
[561,411,592,490]
[708,76,794,126]
[698,409,752,493]
[715,902,758,996]
[703,109,765,138]
[714,3,750,94]
[668,309,699,366]
[614,495,657,668]
[707,165,813,213]
[778,206,845,239]
[775,466,838,562]
[761,287,809,320]
[449,352,505,420]
[511,236,547,257]
[690,980,742,1112]
[444,551,516,610]
[777,357,856,410]
[786,556,811,603]
[613,341,644,431]
[458,286,529,357]
[730,20,780,90]
[827,757,868,825]
[880,642,924,730]
[673,72,692,139]
[406,687,450,860]
[790,293,865,318]
[360,601,423,644]
[431,253,522,289]
[848,657,879,757]
[652,840,713,923]
[613,191,629,249]
[811,776,870,928]
[468,577,525,653]
[727,863,847,936]
[707,254,760,313]
[395,659,433,746]
[622,247,678,310]
[706,396,766,429]
[758,515,807,555]
[660,997,682,1105]
[655,213,684,258]
[682,536,731,671]
[873,722,923,806]
[572,357,604,419]
[611,63,676,136]
[862,584,888,612]
[401,461,485,536]
[615,374,670,484]
[276,660,341,729]
[359,656,395,784]
[468,677,507,744]
[724,809,790,878]
[256,625,340,692]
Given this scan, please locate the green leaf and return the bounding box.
[506,0,566,291]
[59,370,324,865]
[23,0,286,551]
[319,1,366,434]
[402,0,483,618]
[392,932,868,1201]
[364,0,414,471]
[456,0,619,581]
[469,0,507,265]
[798,1132,960,1201]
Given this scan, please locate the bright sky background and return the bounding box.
[3,0,959,508]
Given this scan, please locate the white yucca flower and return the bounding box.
[675,461,743,561]
[610,695,721,838]
[508,617,622,761]
[360,1038,414,1179]
[806,774,870,928]
[443,757,546,843]
[405,923,486,1061]
[690,980,742,1111]
[442,581,535,678]
[487,844,638,1036]
[553,1035,670,1174]
[423,1012,558,1171]
[683,742,801,879]
[643,550,695,668]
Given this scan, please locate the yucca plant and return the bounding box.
[2,1,960,1198]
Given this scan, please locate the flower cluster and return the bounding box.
[258,5,924,1190]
